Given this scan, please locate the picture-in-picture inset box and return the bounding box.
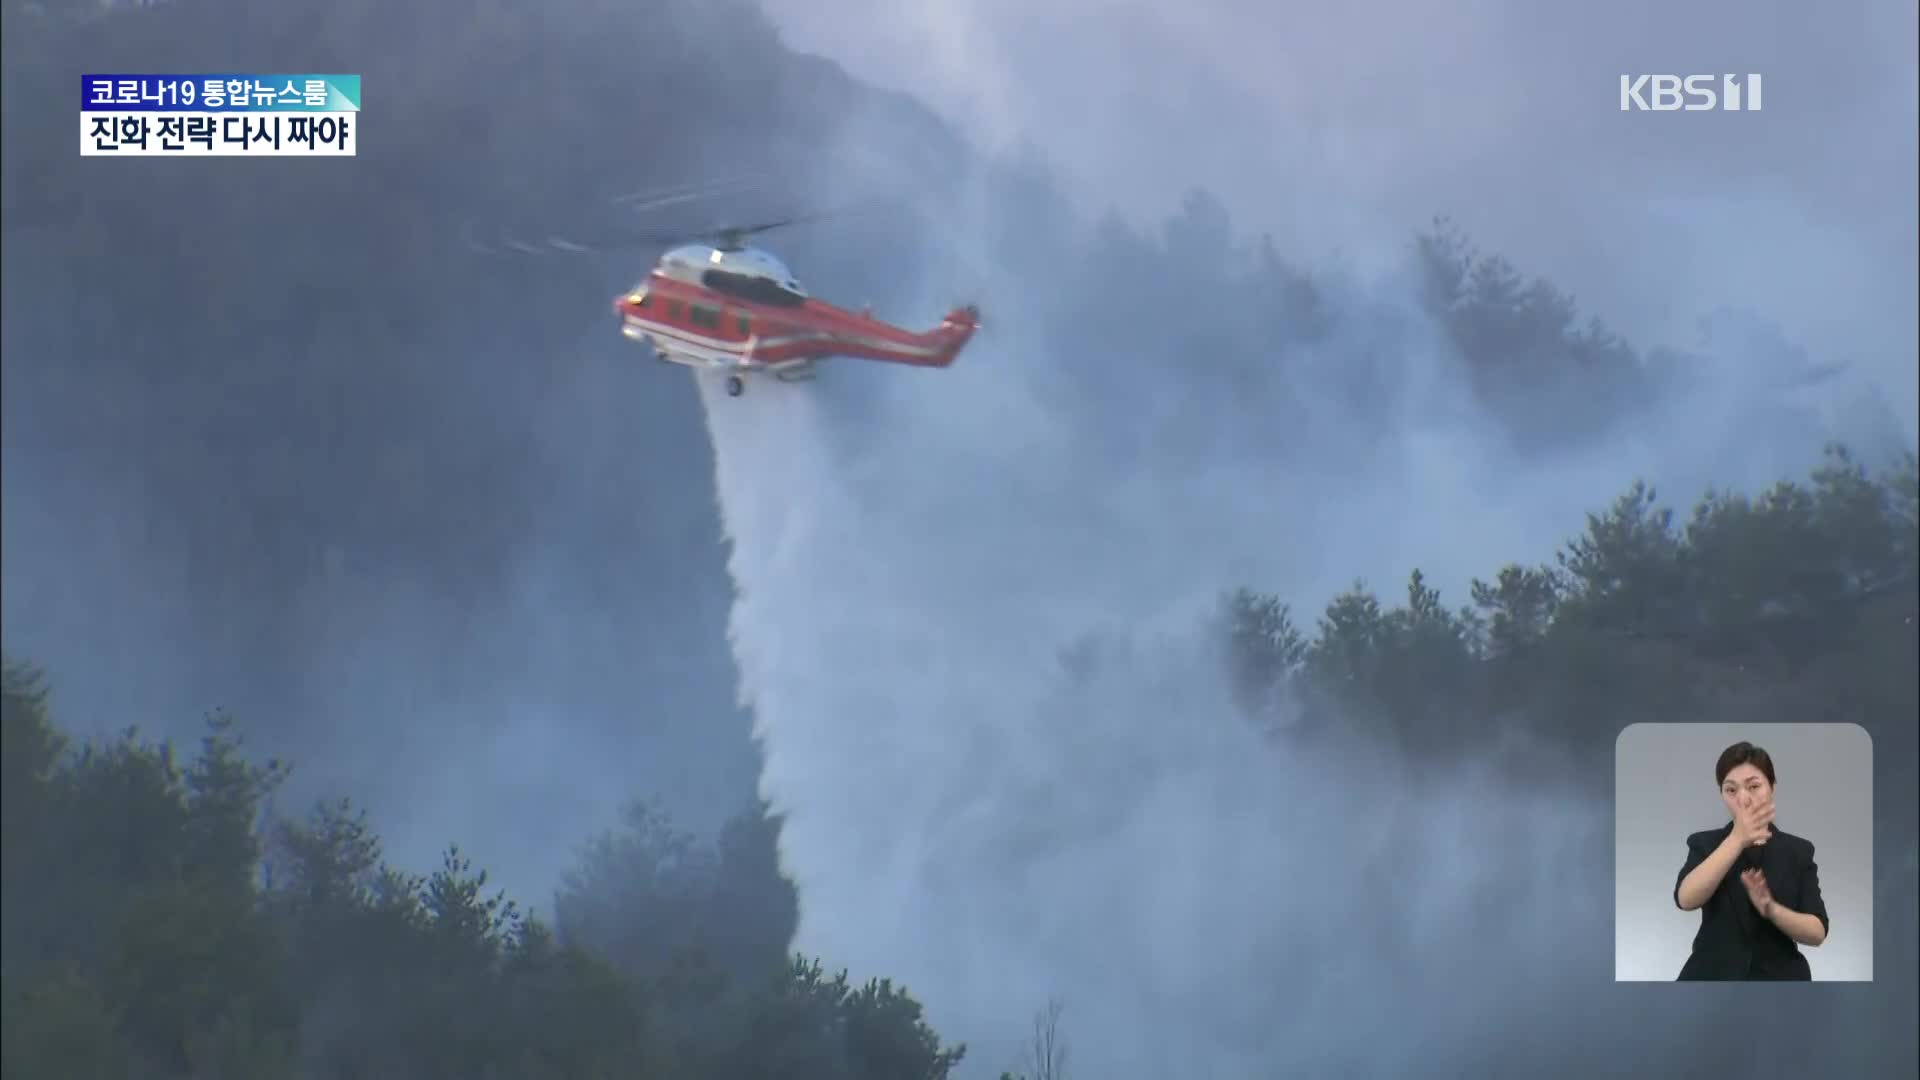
[1615,722,1872,982]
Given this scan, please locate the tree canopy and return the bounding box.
[0,664,964,1080]
[1222,444,1918,778]
[6,443,1913,1076]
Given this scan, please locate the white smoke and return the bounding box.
[691,101,1910,1067]
[694,330,1660,1075]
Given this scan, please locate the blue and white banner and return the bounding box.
[81,74,359,156]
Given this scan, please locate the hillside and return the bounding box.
[0,0,1763,870]
[4,450,1913,1076]
[4,2,1915,1075]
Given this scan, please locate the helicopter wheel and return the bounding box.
[725,375,745,397]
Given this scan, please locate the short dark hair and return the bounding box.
[1715,741,1776,787]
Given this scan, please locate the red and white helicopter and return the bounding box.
[614,221,980,397]
[470,185,981,397]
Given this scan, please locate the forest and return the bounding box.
[4,1,1917,1077]
[5,445,1913,1078]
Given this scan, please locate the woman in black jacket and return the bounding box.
[1672,741,1830,980]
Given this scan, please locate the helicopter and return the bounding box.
[613,219,980,397]
[468,184,981,397]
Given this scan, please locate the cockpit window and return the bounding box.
[701,268,805,308]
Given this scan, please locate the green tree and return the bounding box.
[1220,587,1306,722]
[0,665,973,1079]
[1228,446,1918,770]
[1469,563,1562,659]
[706,957,965,1080]
[1555,479,1688,634]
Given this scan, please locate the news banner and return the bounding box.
[81,74,359,156]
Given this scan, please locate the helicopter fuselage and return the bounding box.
[612,243,979,395]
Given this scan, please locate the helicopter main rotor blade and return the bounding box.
[464,220,697,257]
[462,188,877,258]
[608,172,776,213]
[548,225,694,251]
[711,207,845,246]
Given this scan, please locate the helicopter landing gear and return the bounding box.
[725,374,745,397]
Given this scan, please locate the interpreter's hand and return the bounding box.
[1739,867,1775,919]
[1732,798,1774,848]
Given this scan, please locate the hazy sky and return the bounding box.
[758,0,1919,433]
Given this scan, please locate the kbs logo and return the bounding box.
[1619,74,1763,111]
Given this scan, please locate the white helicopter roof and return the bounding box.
[658,243,808,297]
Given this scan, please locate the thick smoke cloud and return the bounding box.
[692,232,1896,1076]
[694,11,1915,1069]
[759,0,1919,437]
